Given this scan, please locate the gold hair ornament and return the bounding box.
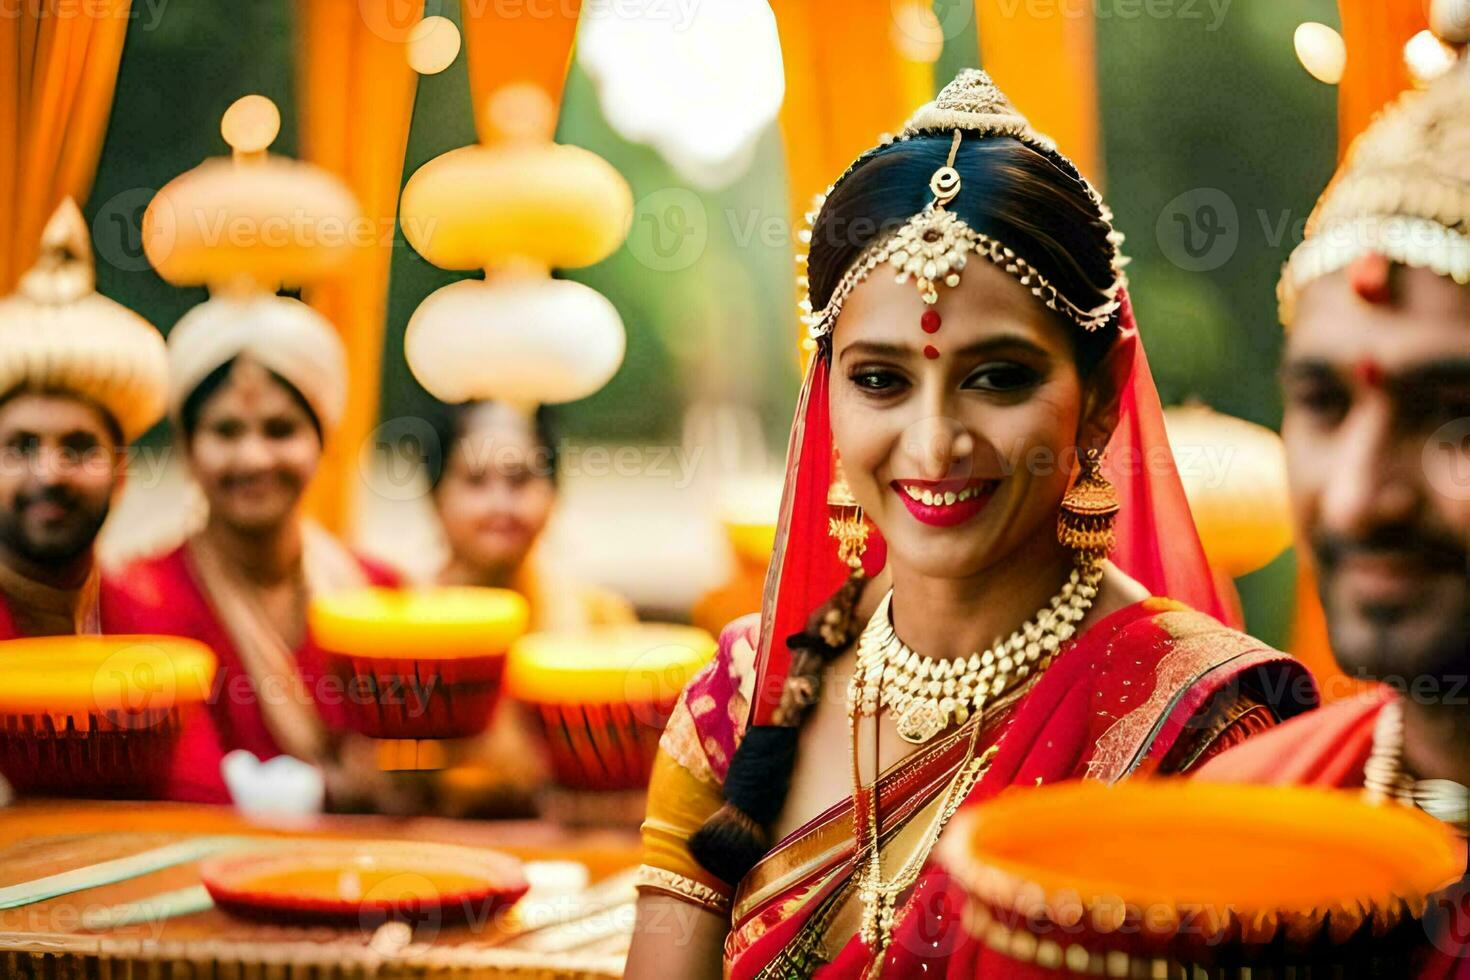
[796,70,1127,342]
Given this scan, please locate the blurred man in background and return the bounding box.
[0,200,167,638]
[1198,63,1470,828]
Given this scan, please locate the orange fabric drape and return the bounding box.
[1290,559,1374,703]
[0,0,132,292]
[772,0,934,227]
[973,0,1101,184]
[1335,0,1428,156]
[298,0,424,534]
[461,0,582,136]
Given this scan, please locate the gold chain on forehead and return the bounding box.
[796,69,1127,346]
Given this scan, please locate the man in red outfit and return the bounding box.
[1196,61,1470,977]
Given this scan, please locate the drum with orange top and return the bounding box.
[938,781,1464,976]
[505,624,715,791]
[310,587,529,740]
[0,635,215,798]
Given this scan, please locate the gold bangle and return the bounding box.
[634,865,732,916]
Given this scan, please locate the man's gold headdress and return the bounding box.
[0,200,167,440]
[1278,62,1470,323]
[799,69,1127,342]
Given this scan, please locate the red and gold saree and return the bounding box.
[641,587,1309,977]
[633,103,1317,967]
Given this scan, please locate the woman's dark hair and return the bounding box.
[178,358,323,443]
[688,132,1123,887]
[809,133,1119,376]
[425,401,559,492]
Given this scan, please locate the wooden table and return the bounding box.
[0,801,642,978]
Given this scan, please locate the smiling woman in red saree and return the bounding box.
[625,70,1315,980]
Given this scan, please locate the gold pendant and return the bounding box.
[896,700,945,744]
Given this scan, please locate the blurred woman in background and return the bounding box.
[109,295,400,807]
[428,400,633,629]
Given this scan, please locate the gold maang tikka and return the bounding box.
[797,70,1126,347]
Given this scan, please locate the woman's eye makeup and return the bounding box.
[963,361,1041,392]
[846,359,1044,396]
[848,366,907,393]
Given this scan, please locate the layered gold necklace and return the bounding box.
[845,556,1104,961]
[849,557,1104,744]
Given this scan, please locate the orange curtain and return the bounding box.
[1336,0,1427,156]
[298,0,424,534]
[0,0,132,292]
[973,0,1101,184]
[772,0,934,226]
[461,0,582,134]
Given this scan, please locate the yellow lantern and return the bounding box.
[144,96,362,293]
[399,84,634,407]
[1164,405,1294,578]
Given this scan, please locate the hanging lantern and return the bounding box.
[1430,0,1470,44]
[1164,405,1294,578]
[399,83,633,407]
[1294,22,1347,85]
[144,96,361,293]
[1404,28,1459,85]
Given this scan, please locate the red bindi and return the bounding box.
[1352,358,1385,388]
[923,344,940,360]
[1348,253,1392,306]
[920,309,941,334]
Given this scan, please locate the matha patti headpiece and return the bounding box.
[798,69,1127,344]
[1278,60,1470,324]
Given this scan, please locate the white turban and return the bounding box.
[0,200,168,442]
[167,293,347,435]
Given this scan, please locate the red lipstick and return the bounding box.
[890,478,996,528]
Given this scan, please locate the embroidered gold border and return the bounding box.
[1085,611,1262,784]
[634,865,732,916]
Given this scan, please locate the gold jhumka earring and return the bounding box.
[1057,447,1118,557]
[827,455,869,573]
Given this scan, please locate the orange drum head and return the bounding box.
[939,781,1464,973]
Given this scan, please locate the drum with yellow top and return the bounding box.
[938,781,1464,976]
[506,624,716,791]
[0,635,215,798]
[309,587,529,741]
